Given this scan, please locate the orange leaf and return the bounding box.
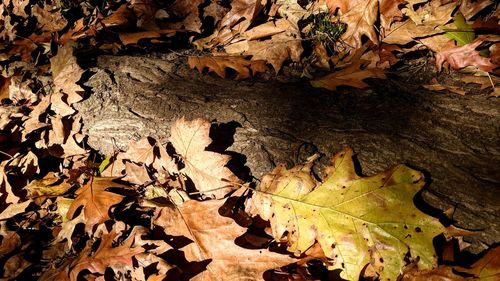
[188,55,267,79]
[311,59,386,91]
[66,177,127,233]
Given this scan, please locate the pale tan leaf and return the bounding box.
[340,0,379,49]
[423,83,467,95]
[153,199,297,280]
[402,1,456,27]
[122,161,151,185]
[50,92,76,117]
[244,19,303,73]
[50,41,84,104]
[55,211,84,250]
[32,4,68,32]
[0,200,31,220]
[25,172,73,199]
[124,137,156,165]
[170,118,241,199]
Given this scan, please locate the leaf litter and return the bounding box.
[0,0,498,280]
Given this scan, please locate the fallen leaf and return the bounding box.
[423,82,467,95]
[402,1,456,27]
[401,264,467,281]
[460,0,494,20]
[118,29,177,45]
[311,57,386,90]
[66,177,127,233]
[170,118,241,198]
[435,39,498,72]
[61,224,145,280]
[50,41,85,104]
[456,246,500,280]
[164,0,204,32]
[153,198,297,280]
[123,161,151,185]
[340,0,379,49]
[243,19,303,73]
[2,254,32,279]
[443,13,475,46]
[31,4,68,32]
[248,147,445,280]
[0,221,21,256]
[130,0,158,29]
[188,55,267,79]
[0,200,31,220]
[25,172,73,198]
[380,0,405,29]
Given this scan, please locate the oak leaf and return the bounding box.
[311,58,386,90]
[170,118,241,198]
[435,39,498,72]
[402,1,456,27]
[188,55,267,79]
[60,225,145,280]
[460,0,494,20]
[248,147,445,280]
[31,4,68,32]
[153,198,297,280]
[244,20,304,73]
[66,177,127,233]
[165,0,205,32]
[340,0,379,49]
[380,0,405,29]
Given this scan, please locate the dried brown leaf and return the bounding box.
[244,20,303,73]
[170,118,241,198]
[50,41,85,105]
[460,0,494,20]
[153,199,297,280]
[188,55,267,79]
[311,58,386,90]
[60,225,145,280]
[66,177,127,233]
[32,4,68,32]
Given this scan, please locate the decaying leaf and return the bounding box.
[153,198,298,280]
[170,118,241,198]
[248,147,445,280]
[188,55,268,79]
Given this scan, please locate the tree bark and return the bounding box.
[76,54,499,253]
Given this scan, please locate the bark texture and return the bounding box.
[76,54,499,253]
